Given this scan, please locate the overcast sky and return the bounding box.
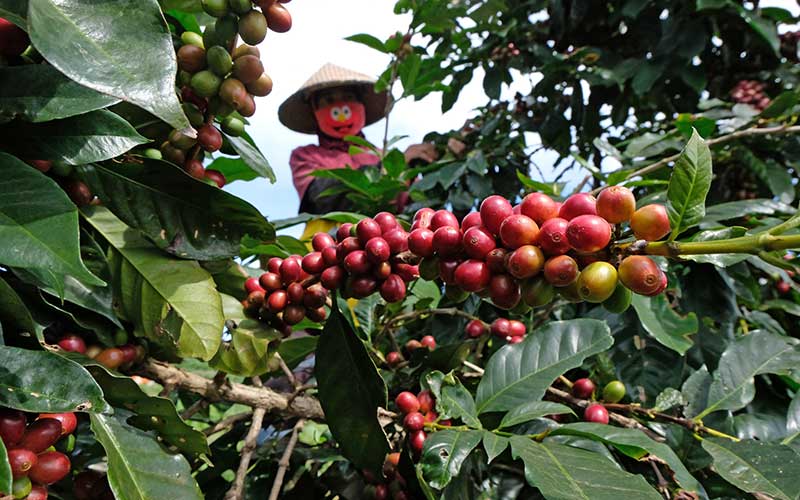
[225,0,797,237]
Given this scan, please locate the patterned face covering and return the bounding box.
[313,100,366,139]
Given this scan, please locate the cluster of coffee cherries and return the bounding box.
[730,80,771,110]
[0,409,77,499]
[22,160,98,207]
[394,390,446,455]
[571,378,626,425]
[54,332,144,371]
[490,41,520,61]
[157,0,291,186]
[385,335,436,368]
[464,318,527,344]
[363,452,406,500]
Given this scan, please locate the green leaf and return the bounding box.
[316,302,389,475]
[683,227,749,267]
[383,149,406,178]
[682,365,712,419]
[276,336,317,370]
[28,0,189,130]
[0,110,147,164]
[702,199,794,224]
[345,33,388,52]
[0,346,108,412]
[701,438,800,500]
[0,0,26,26]
[666,129,712,240]
[499,401,574,429]
[78,159,274,260]
[209,294,280,376]
[697,331,800,419]
[225,134,275,183]
[203,156,259,184]
[0,435,11,496]
[653,387,686,412]
[763,299,800,317]
[631,293,697,354]
[90,413,203,500]
[761,91,799,119]
[510,436,662,500]
[482,431,509,462]
[0,65,119,123]
[0,153,103,289]
[475,319,612,414]
[84,207,223,361]
[419,429,482,490]
[433,372,481,428]
[0,275,42,342]
[549,423,705,495]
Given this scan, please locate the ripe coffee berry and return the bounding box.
[365,237,390,263]
[336,223,353,242]
[520,192,559,225]
[430,210,459,231]
[596,186,636,223]
[577,262,618,303]
[480,195,514,235]
[351,277,378,298]
[508,320,526,337]
[283,305,305,325]
[462,226,495,259]
[8,448,37,478]
[566,215,611,253]
[321,246,338,266]
[280,258,302,284]
[409,430,427,453]
[777,280,792,294]
[506,245,545,279]
[197,124,223,152]
[321,266,345,289]
[380,274,406,303]
[268,290,288,313]
[204,169,226,188]
[386,351,403,367]
[461,211,483,230]
[57,335,87,354]
[544,255,579,286]
[395,392,420,414]
[432,226,462,257]
[356,218,382,244]
[490,318,511,337]
[301,252,325,274]
[420,335,436,350]
[19,418,62,453]
[572,378,596,399]
[464,319,487,338]
[259,272,281,292]
[312,232,336,251]
[584,404,609,424]
[394,263,419,283]
[39,413,77,436]
[244,277,264,294]
[27,485,48,500]
[29,451,71,484]
[383,229,408,254]
[405,340,422,352]
[403,412,425,431]
[499,214,539,249]
[618,256,663,296]
[485,248,508,273]
[0,410,27,447]
[417,390,435,413]
[267,257,283,274]
[95,348,125,370]
[536,217,571,255]
[488,274,521,310]
[408,228,435,258]
[630,204,670,241]
[373,212,399,233]
[454,259,490,292]
[412,208,435,230]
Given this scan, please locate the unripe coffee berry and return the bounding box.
[543,255,579,287]
[177,44,207,73]
[206,45,233,76]
[603,380,626,403]
[596,186,636,224]
[618,256,662,296]
[190,70,222,97]
[506,245,545,279]
[566,215,611,253]
[577,261,618,303]
[246,73,273,97]
[395,392,420,414]
[630,204,670,241]
[572,378,595,399]
[238,10,268,45]
[232,55,264,84]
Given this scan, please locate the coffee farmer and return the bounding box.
[279,63,437,240]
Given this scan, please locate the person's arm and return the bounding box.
[404,143,438,165]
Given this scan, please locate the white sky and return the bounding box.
[225,0,797,237]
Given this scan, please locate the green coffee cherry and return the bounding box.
[207,45,233,76]
[142,148,163,160]
[169,129,197,150]
[215,15,239,45]
[12,476,32,499]
[190,70,222,97]
[208,97,234,117]
[202,0,229,17]
[182,102,205,127]
[229,0,253,15]
[602,282,632,314]
[238,10,267,45]
[602,380,626,403]
[559,277,583,303]
[232,44,260,59]
[50,161,74,177]
[577,262,618,303]
[202,25,222,49]
[178,70,193,86]
[522,277,554,307]
[180,31,205,48]
[221,116,245,136]
[246,73,272,96]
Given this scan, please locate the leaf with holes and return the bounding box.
[209,294,280,376]
[418,429,482,490]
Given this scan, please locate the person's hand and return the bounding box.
[404,143,438,164]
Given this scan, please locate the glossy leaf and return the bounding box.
[90,413,203,500]
[28,0,189,130]
[631,293,697,354]
[682,365,712,419]
[667,129,712,240]
[276,336,318,370]
[78,159,275,260]
[0,0,26,25]
[0,346,108,412]
[0,110,146,164]
[510,436,662,500]
[225,134,276,183]
[482,431,508,462]
[0,436,10,496]
[316,302,389,475]
[697,331,800,419]
[203,156,259,184]
[84,207,223,360]
[430,371,481,428]
[209,294,280,376]
[419,429,482,490]
[475,319,612,413]
[499,401,574,429]
[0,65,119,123]
[701,438,800,500]
[0,153,103,289]
[0,275,42,342]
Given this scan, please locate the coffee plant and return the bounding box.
[1,0,800,499]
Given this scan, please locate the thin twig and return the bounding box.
[379,308,484,340]
[274,353,297,388]
[268,419,306,500]
[180,399,209,420]
[225,377,267,500]
[203,411,254,436]
[650,461,671,499]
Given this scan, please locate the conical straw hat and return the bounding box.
[279,63,390,134]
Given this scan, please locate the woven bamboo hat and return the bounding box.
[279,63,390,134]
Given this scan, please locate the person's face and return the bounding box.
[312,88,366,139]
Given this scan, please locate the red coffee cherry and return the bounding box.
[301,252,325,274]
[544,255,579,286]
[438,259,459,284]
[403,412,425,431]
[312,232,336,251]
[365,237,391,263]
[462,226,496,259]
[303,284,328,308]
[618,256,663,296]
[630,204,671,241]
[386,351,403,367]
[520,192,560,225]
[96,348,125,370]
[356,218,382,244]
[572,378,596,399]
[244,277,264,294]
[267,257,283,274]
[577,262,618,303]
[508,320,526,337]
[420,335,436,350]
[8,449,37,478]
[490,318,511,337]
[417,390,435,413]
[336,223,354,242]
[197,124,223,152]
[283,305,305,325]
[280,258,302,284]
[383,229,408,254]
[204,169,226,188]
[430,210,459,231]
[432,227,462,257]
[394,263,419,283]
[412,208,435,230]
[596,186,636,224]
[373,261,392,280]
[373,211,399,233]
[454,259,491,292]
[57,335,87,354]
[499,214,539,249]
[407,228,435,259]
[183,159,205,180]
[286,282,304,304]
[395,392,420,414]
[65,180,93,206]
[306,306,327,323]
[777,280,792,295]
[464,319,487,338]
[321,246,338,266]
[488,274,521,310]
[27,485,48,500]
[409,430,427,454]
[485,248,508,273]
[537,217,571,255]
[460,211,483,230]
[321,266,345,290]
[38,413,77,436]
[28,160,53,173]
[336,236,362,261]
[0,410,27,447]
[506,245,545,279]
[344,250,371,275]
[559,193,597,220]
[584,404,609,424]
[259,272,282,292]
[268,290,288,313]
[29,451,71,485]
[405,339,422,353]
[480,195,514,235]
[380,274,407,303]
[566,215,612,253]
[19,418,62,454]
[0,18,30,57]
[351,276,378,298]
